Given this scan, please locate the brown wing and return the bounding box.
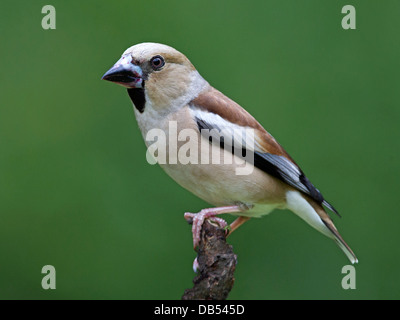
[192,87,294,161]
[190,87,338,215]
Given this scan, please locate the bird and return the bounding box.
[102,42,358,264]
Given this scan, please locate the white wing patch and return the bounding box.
[189,107,260,152]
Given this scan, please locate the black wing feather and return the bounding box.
[196,117,339,216]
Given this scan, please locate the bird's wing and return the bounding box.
[189,87,339,216]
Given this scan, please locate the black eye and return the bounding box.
[150,55,165,70]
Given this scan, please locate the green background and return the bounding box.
[1,0,399,299]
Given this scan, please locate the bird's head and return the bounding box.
[102,42,206,112]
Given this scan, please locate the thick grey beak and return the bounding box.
[102,55,143,88]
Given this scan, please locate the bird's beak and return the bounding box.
[102,55,143,88]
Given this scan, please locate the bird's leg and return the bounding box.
[184,205,243,249]
[227,216,251,236]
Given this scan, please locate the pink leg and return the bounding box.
[228,216,251,236]
[184,205,243,249]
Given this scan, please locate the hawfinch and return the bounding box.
[102,42,357,264]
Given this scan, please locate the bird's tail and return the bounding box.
[311,199,358,264]
[321,217,358,264]
[286,191,358,264]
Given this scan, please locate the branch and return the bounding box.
[182,220,237,300]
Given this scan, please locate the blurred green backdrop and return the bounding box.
[1,0,399,299]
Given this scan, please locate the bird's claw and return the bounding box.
[184,210,228,249]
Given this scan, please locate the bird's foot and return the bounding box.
[184,209,227,248]
[184,205,242,249]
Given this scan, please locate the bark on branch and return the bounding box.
[182,220,237,300]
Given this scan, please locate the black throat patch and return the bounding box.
[127,87,146,113]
